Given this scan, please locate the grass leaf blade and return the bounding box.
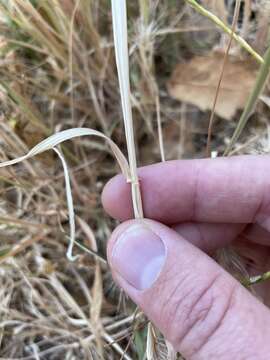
[224,46,270,155]
[111,0,144,219]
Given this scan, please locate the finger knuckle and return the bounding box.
[162,272,236,355]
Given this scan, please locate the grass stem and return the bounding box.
[185,0,264,64]
[111,0,144,219]
[206,0,241,156]
[242,271,270,287]
[224,45,270,155]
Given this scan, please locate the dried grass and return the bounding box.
[0,0,269,358]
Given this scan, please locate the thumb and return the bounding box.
[107,219,270,359]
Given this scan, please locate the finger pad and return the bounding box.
[102,174,133,220]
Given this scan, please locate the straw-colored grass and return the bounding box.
[0,0,270,358]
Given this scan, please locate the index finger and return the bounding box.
[102,155,270,226]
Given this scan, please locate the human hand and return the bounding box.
[102,155,270,359]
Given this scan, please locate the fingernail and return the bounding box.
[111,223,166,290]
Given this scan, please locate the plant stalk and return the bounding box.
[111,0,144,219]
[185,0,264,64]
[224,45,270,155]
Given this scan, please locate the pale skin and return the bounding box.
[102,155,270,359]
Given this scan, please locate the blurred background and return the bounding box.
[0,0,269,358]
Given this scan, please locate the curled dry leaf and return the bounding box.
[167,52,258,120]
[0,127,130,261]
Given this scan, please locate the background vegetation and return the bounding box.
[0,0,269,358]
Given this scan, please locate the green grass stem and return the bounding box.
[224,46,270,155]
[185,0,264,64]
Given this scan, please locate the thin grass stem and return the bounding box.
[156,95,165,162]
[224,46,270,155]
[74,240,107,265]
[111,0,144,219]
[242,271,270,287]
[53,147,77,261]
[139,0,149,25]
[185,0,264,64]
[206,0,241,156]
